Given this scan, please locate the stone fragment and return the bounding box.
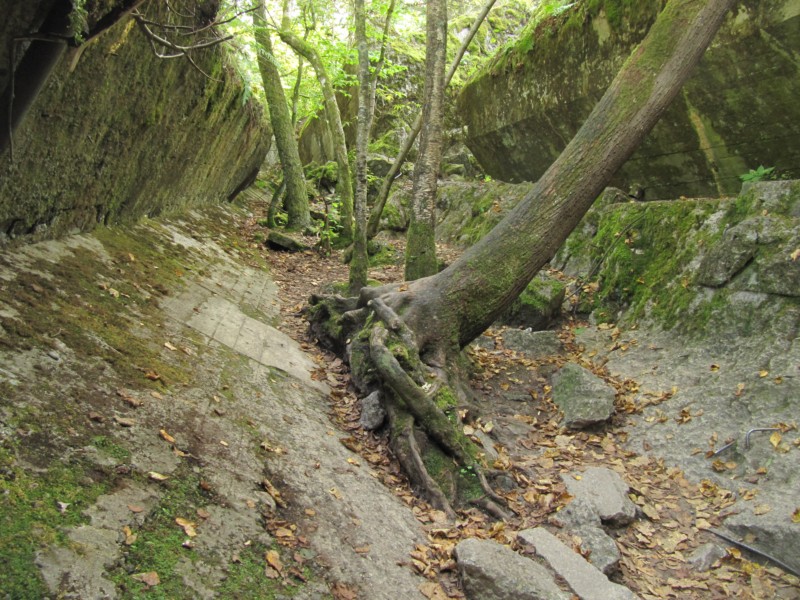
[501,273,566,331]
[556,498,621,574]
[454,538,569,600]
[266,231,309,252]
[687,543,726,572]
[562,467,636,527]
[501,329,564,359]
[726,508,800,576]
[359,391,386,431]
[517,528,640,600]
[551,363,616,429]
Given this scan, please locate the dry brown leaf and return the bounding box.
[266,549,283,573]
[123,525,137,546]
[261,478,287,508]
[132,571,160,587]
[159,429,176,444]
[113,416,136,427]
[128,504,144,513]
[176,517,197,537]
[753,504,771,516]
[164,341,177,351]
[148,471,169,482]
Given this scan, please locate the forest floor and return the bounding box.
[0,194,797,599]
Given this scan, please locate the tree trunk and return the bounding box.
[254,4,310,231]
[348,0,371,294]
[366,0,498,240]
[279,27,354,241]
[316,0,735,515]
[404,0,447,281]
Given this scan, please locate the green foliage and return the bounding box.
[739,165,775,183]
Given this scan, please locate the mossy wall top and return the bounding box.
[0,0,271,243]
[458,0,800,200]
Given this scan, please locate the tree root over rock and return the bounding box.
[309,293,510,520]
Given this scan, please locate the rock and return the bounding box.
[556,498,621,574]
[551,364,616,429]
[501,329,564,359]
[695,220,759,287]
[454,538,570,600]
[687,543,726,572]
[517,528,640,600]
[500,273,566,330]
[367,154,394,179]
[725,507,800,576]
[359,391,386,430]
[562,467,636,527]
[266,231,310,252]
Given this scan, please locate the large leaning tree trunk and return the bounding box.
[366,0,498,240]
[404,0,447,281]
[309,0,734,516]
[254,3,310,231]
[279,24,355,242]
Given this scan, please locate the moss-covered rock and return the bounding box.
[459,1,800,199]
[0,0,270,244]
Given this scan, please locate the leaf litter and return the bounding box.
[241,206,799,599]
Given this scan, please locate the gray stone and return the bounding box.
[551,363,616,429]
[454,538,570,600]
[359,390,386,430]
[562,467,636,527]
[725,508,800,576]
[502,329,564,359]
[517,528,640,600]
[556,498,621,575]
[696,220,759,287]
[266,231,310,252]
[687,543,727,572]
[501,273,566,330]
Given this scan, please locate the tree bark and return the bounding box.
[366,0,735,353]
[279,27,354,241]
[366,0,498,240]
[315,0,734,515]
[404,0,447,281]
[349,0,372,294]
[254,4,310,231]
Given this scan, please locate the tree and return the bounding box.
[403,0,447,280]
[253,2,310,231]
[366,0,499,240]
[279,11,355,241]
[348,0,372,294]
[310,0,735,516]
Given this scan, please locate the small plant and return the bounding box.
[739,165,775,183]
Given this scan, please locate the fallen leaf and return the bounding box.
[791,248,800,261]
[159,429,176,444]
[266,550,283,572]
[123,525,137,545]
[331,582,358,600]
[148,471,169,482]
[346,457,360,467]
[275,527,294,538]
[164,341,177,351]
[144,371,161,381]
[759,370,769,378]
[792,508,800,523]
[128,504,144,513]
[753,504,771,515]
[329,487,343,500]
[116,388,143,408]
[132,572,160,587]
[264,566,280,579]
[354,545,370,555]
[261,479,287,508]
[176,517,197,537]
[113,416,136,427]
[769,431,781,448]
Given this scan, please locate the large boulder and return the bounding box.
[458,2,800,199]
